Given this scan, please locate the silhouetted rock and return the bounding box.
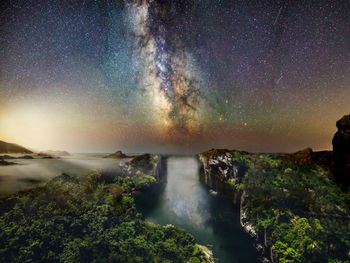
[129,154,152,169]
[104,150,127,159]
[282,148,333,167]
[0,140,32,154]
[332,114,350,185]
[0,158,17,166]
[0,155,34,160]
[284,147,314,166]
[37,153,54,159]
[21,155,34,159]
[312,150,333,167]
[0,155,16,159]
[19,178,43,183]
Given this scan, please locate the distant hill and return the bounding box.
[104,150,128,159]
[0,140,32,154]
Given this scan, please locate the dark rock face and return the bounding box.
[122,154,162,182]
[0,157,17,166]
[199,150,247,202]
[0,155,34,160]
[0,140,32,154]
[37,153,54,159]
[332,114,350,185]
[283,148,333,167]
[283,147,314,166]
[129,154,152,170]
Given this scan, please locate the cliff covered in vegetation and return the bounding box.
[199,149,350,262]
[0,154,212,263]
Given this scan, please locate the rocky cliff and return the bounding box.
[198,147,350,262]
[199,149,247,203]
[332,114,350,185]
[0,158,17,166]
[121,154,166,191]
[198,114,350,262]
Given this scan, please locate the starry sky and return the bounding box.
[0,0,349,153]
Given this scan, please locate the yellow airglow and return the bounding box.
[0,106,58,151]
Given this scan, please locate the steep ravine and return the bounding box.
[198,151,268,261]
[136,156,259,263]
[198,149,350,263]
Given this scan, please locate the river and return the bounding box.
[136,156,259,263]
[0,154,260,262]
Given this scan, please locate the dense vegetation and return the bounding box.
[231,152,350,263]
[0,171,209,262]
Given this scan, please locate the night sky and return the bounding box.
[0,0,349,153]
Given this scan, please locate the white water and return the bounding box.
[137,156,259,263]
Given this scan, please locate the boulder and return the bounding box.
[332,114,350,185]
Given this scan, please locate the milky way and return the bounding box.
[0,0,349,153]
[126,0,203,141]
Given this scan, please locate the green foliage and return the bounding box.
[232,153,350,263]
[272,241,302,263]
[0,172,201,262]
[134,175,157,189]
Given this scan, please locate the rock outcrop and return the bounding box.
[128,154,153,171]
[104,150,127,159]
[283,148,333,167]
[37,153,54,159]
[0,140,32,154]
[0,158,17,166]
[284,147,314,165]
[122,154,163,180]
[199,149,247,203]
[332,114,350,185]
[0,155,34,160]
